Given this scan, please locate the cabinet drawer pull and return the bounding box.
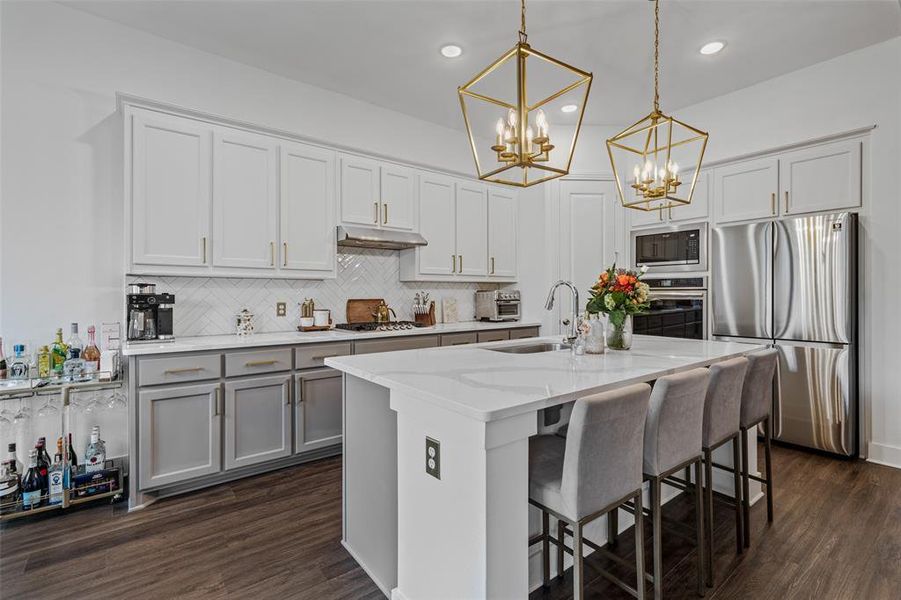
[373,201,379,224]
[771,193,776,216]
[202,237,207,264]
[490,257,495,275]
[245,360,279,367]
[452,254,456,273]
[784,190,789,213]
[270,241,275,266]
[283,242,288,267]
[311,354,339,361]
[164,367,205,375]
[383,203,388,224]
[451,341,470,346]
[459,254,463,271]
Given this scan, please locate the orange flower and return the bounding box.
[617,274,630,286]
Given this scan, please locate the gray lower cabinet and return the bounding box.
[477,330,510,343]
[295,368,343,452]
[440,332,478,346]
[509,327,540,340]
[139,382,222,489]
[224,374,292,470]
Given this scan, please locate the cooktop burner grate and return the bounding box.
[334,321,424,332]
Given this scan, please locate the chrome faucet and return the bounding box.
[545,280,580,344]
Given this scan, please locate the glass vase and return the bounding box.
[605,314,633,350]
[583,314,606,354]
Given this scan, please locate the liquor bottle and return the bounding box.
[50,328,68,376]
[57,438,71,490]
[48,447,65,505]
[21,449,44,510]
[8,344,30,380]
[7,443,23,475]
[62,347,86,382]
[37,345,51,378]
[84,426,106,473]
[35,438,51,497]
[83,325,101,374]
[65,323,83,359]
[0,460,20,514]
[67,433,78,473]
[0,336,7,379]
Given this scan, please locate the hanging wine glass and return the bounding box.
[13,399,31,426]
[36,393,59,418]
[80,391,99,414]
[0,400,16,425]
[105,390,127,411]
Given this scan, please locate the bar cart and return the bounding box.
[0,372,126,521]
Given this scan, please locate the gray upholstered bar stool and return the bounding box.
[627,368,710,600]
[528,383,652,600]
[700,357,749,587]
[738,349,779,548]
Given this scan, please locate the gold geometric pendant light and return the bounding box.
[607,0,708,211]
[459,0,593,187]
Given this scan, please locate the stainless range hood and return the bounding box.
[336,225,428,250]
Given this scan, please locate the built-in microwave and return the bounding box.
[632,223,707,273]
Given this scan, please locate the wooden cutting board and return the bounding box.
[346,298,385,323]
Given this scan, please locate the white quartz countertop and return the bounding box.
[325,335,765,422]
[122,321,541,356]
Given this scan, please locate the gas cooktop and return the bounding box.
[334,321,424,332]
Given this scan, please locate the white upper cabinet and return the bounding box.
[668,170,710,223]
[778,139,861,216]
[630,204,666,228]
[212,129,278,269]
[714,157,779,224]
[379,165,416,231]
[416,173,457,276]
[280,141,336,273]
[131,109,212,267]
[340,154,381,226]
[488,188,517,278]
[455,182,489,277]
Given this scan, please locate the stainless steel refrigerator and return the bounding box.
[711,212,858,456]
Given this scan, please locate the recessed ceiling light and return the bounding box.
[699,41,725,55]
[561,104,578,113]
[440,44,463,58]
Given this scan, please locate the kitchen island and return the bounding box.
[326,335,765,600]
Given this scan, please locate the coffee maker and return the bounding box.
[126,283,175,342]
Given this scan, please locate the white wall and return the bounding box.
[0,1,476,345]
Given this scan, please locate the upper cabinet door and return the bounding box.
[488,188,517,277]
[280,141,336,273]
[630,204,666,228]
[417,173,457,276]
[212,129,278,269]
[380,165,416,231]
[714,157,779,224]
[668,170,711,223]
[131,110,212,267]
[340,154,380,226]
[779,139,861,216]
[455,181,489,277]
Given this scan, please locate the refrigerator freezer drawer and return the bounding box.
[773,341,856,456]
[711,222,772,338]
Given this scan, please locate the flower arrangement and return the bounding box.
[586,264,650,349]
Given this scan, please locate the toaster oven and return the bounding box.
[475,290,521,322]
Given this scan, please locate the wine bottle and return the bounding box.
[7,442,22,475]
[22,449,44,510]
[35,438,51,497]
[83,325,101,374]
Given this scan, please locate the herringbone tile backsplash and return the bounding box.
[128,249,498,337]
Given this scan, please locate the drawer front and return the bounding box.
[354,335,439,355]
[225,348,293,377]
[295,342,353,370]
[139,353,222,386]
[477,330,510,343]
[441,332,478,347]
[509,327,540,340]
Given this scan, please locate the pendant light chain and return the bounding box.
[519,0,528,44]
[653,0,660,112]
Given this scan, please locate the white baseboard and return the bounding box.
[342,540,392,599]
[867,442,901,469]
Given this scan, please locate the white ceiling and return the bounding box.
[65,1,901,130]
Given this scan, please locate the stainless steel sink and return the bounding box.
[487,342,572,354]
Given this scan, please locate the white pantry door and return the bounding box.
[212,129,278,269]
[131,110,212,267]
[279,141,336,273]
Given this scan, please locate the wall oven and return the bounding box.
[632,223,707,273]
[633,277,707,340]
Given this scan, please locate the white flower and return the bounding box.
[640,264,649,274]
[604,295,616,311]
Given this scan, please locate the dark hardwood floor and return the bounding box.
[1,444,899,599]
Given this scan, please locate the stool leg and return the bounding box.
[541,510,550,587]
[765,416,774,523]
[685,466,692,487]
[694,459,705,597]
[732,435,744,555]
[651,477,663,600]
[704,449,714,588]
[635,492,646,600]
[741,428,751,549]
[573,522,584,600]
[608,506,619,548]
[557,519,565,580]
